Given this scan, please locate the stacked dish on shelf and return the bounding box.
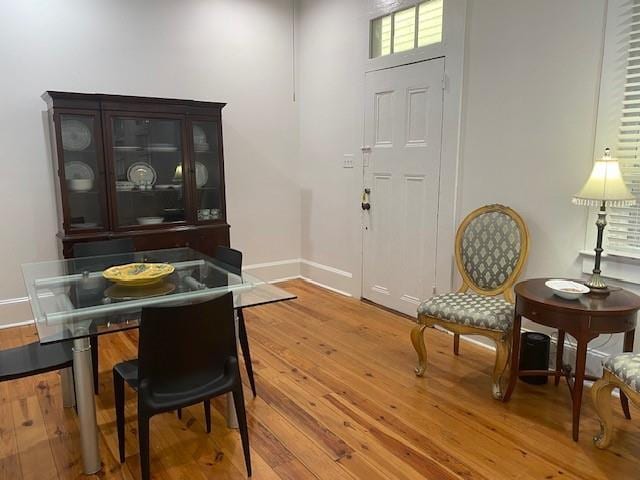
[193,125,209,152]
[65,161,94,192]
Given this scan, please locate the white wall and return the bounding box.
[296,1,627,365]
[296,0,605,287]
[297,0,368,295]
[0,0,301,321]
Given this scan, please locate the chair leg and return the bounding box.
[113,370,125,463]
[91,336,99,394]
[453,333,460,355]
[491,333,511,400]
[232,385,252,477]
[620,391,632,420]
[237,310,257,397]
[138,411,151,480]
[592,373,618,449]
[410,324,427,376]
[204,399,211,434]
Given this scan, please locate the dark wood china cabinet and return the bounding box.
[42,91,230,258]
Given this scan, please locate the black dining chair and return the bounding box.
[215,245,256,397]
[176,245,257,423]
[113,293,251,480]
[72,238,135,394]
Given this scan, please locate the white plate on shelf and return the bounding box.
[194,143,210,153]
[137,217,164,225]
[71,222,98,229]
[65,161,95,180]
[127,162,157,186]
[114,145,141,152]
[545,279,590,300]
[116,181,135,191]
[147,144,178,152]
[61,119,92,151]
[193,125,207,146]
[195,162,208,188]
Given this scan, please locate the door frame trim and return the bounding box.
[358,0,468,302]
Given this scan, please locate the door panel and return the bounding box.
[362,58,444,315]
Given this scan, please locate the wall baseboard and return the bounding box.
[244,257,354,296]
[0,295,33,328]
[299,276,352,297]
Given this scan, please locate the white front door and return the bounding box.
[362,58,444,316]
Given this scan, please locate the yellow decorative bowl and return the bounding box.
[103,263,175,287]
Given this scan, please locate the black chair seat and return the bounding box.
[115,358,239,412]
[0,341,73,382]
[113,359,139,388]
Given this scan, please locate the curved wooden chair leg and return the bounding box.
[491,333,511,400]
[620,391,632,420]
[410,324,428,377]
[453,333,460,356]
[592,373,617,449]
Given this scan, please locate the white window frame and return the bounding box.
[582,0,640,284]
[366,0,447,72]
[369,1,443,60]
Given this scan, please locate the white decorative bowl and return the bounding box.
[545,279,590,300]
[137,217,164,225]
[68,178,93,192]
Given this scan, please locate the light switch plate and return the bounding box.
[343,154,354,168]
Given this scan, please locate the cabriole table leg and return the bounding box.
[73,337,101,475]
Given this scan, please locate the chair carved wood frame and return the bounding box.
[411,204,530,399]
[591,361,640,448]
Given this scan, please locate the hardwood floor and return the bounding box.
[0,279,638,479]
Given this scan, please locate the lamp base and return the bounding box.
[586,272,608,291]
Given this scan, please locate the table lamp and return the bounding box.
[573,148,635,289]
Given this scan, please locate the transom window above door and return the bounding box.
[370,0,443,59]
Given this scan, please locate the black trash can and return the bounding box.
[519,332,550,385]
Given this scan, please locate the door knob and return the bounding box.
[361,188,371,211]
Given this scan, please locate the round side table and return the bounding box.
[502,278,640,441]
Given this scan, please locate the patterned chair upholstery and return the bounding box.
[411,204,529,400]
[603,353,640,392]
[460,211,523,292]
[418,293,514,332]
[592,353,640,448]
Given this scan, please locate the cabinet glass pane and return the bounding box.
[60,114,103,230]
[192,121,223,221]
[111,117,185,226]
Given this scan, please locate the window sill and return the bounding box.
[579,250,640,285]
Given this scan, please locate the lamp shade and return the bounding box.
[572,148,636,207]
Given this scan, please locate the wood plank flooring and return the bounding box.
[0,279,638,479]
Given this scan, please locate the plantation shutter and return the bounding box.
[608,0,640,255]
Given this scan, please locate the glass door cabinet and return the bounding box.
[43,92,229,258]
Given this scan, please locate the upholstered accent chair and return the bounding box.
[411,204,529,399]
[591,353,640,448]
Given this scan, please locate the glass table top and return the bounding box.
[22,247,296,344]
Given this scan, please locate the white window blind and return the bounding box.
[370,0,443,59]
[607,1,640,255]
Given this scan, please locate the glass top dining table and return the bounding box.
[22,247,296,344]
[21,247,296,475]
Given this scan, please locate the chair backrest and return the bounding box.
[137,292,237,398]
[72,238,135,271]
[455,204,529,302]
[215,245,243,275]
